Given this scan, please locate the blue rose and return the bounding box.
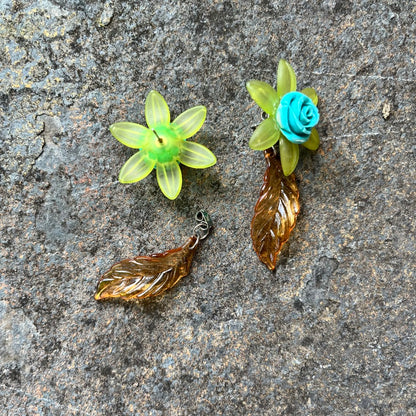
[275,91,319,144]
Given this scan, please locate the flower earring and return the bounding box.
[246,59,320,270]
[95,210,213,301]
[110,91,217,200]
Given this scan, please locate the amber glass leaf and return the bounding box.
[251,149,300,270]
[95,236,199,301]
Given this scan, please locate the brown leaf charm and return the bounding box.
[251,149,300,270]
[95,236,199,301]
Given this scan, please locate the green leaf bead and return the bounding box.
[110,122,152,148]
[246,80,280,116]
[302,127,320,150]
[145,90,170,128]
[156,161,182,200]
[301,87,318,106]
[178,141,217,168]
[277,59,297,98]
[119,151,155,183]
[249,118,280,150]
[171,106,206,139]
[279,135,299,176]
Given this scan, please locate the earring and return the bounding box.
[246,59,320,270]
[94,210,213,301]
[109,90,216,200]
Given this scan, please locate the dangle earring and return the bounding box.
[246,59,320,270]
[108,90,216,200]
[94,210,213,301]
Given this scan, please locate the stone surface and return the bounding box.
[1,1,415,415]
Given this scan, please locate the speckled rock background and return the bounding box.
[1,0,415,415]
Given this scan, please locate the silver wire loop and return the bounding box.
[192,210,213,241]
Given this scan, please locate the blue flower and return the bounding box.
[276,91,319,144]
[246,59,321,175]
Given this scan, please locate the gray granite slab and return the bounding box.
[1,0,415,415]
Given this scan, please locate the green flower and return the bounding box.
[110,91,216,200]
[246,59,320,176]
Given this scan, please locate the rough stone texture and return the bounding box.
[1,1,415,415]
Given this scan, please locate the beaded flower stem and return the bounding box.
[246,59,320,270]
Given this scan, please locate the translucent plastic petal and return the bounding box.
[156,162,182,200]
[178,141,217,168]
[301,87,318,106]
[119,151,155,183]
[302,127,320,150]
[249,118,280,150]
[171,106,206,139]
[246,80,280,115]
[277,59,297,98]
[110,122,152,148]
[145,90,170,128]
[279,135,299,176]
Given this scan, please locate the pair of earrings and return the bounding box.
[95,60,320,302]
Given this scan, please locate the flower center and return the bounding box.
[146,125,181,163]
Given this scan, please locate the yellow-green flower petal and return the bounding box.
[110,122,152,148]
[279,135,299,176]
[302,127,320,150]
[119,151,155,183]
[156,162,182,200]
[246,80,280,116]
[171,106,206,139]
[301,87,318,106]
[249,118,280,150]
[178,141,216,168]
[145,90,170,128]
[277,59,297,98]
